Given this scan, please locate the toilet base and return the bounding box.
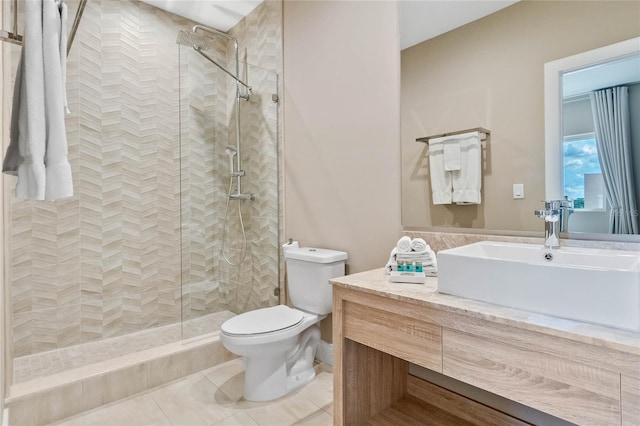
[242,326,320,402]
[244,353,289,401]
[286,362,316,394]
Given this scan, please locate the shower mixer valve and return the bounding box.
[230,192,255,201]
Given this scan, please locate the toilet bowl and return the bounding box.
[220,243,347,402]
[221,305,323,401]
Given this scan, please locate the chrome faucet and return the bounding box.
[534,200,572,249]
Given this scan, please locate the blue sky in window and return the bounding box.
[563,137,601,200]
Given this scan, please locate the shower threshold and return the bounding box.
[6,310,238,426]
[12,310,235,385]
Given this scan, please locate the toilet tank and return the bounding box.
[284,246,348,315]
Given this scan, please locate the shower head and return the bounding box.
[176,29,216,52]
[176,28,253,93]
[225,146,237,173]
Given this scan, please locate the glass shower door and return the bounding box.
[178,45,280,341]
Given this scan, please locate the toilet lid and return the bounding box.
[221,305,304,336]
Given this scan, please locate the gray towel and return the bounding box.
[2,0,73,201]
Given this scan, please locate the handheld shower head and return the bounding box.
[225,146,237,173]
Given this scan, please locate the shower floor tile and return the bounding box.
[47,359,334,426]
[13,310,235,385]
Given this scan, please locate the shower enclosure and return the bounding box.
[178,27,280,340]
[2,0,281,389]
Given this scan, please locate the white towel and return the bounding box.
[388,247,433,263]
[396,236,412,253]
[443,140,461,171]
[428,137,452,205]
[385,247,398,273]
[385,246,438,275]
[396,254,436,266]
[59,1,70,114]
[423,264,438,277]
[2,0,73,201]
[411,238,429,252]
[452,132,481,204]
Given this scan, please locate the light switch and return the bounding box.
[513,184,524,199]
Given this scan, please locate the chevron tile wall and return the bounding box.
[7,0,282,359]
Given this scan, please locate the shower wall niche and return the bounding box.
[4,0,282,384]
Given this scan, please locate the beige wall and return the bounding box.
[401,0,640,232]
[283,0,402,274]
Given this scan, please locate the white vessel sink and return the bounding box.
[437,241,640,331]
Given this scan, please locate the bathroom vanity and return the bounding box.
[331,269,640,425]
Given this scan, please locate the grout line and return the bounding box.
[148,389,175,426]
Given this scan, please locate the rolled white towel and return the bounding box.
[411,238,429,252]
[396,236,412,253]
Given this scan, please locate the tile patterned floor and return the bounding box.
[47,358,334,426]
[14,311,236,384]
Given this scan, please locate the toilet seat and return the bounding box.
[221,305,304,336]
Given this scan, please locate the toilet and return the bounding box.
[220,242,347,401]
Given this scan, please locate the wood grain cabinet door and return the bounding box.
[442,328,621,426]
[343,300,442,372]
[622,374,640,426]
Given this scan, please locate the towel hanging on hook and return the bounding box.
[2,0,74,200]
[426,131,483,205]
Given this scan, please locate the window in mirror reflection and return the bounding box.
[563,133,604,210]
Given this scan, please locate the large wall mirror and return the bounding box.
[401,0,640,242]
[545,37,640,238]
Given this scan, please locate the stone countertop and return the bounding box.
[330,268,640,356]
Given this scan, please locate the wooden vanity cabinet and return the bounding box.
[622,375,640,426]
[443,328,620,425]
[333,284,640,426]
[333,287,528,425]
[342,300,441,372]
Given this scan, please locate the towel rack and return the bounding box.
[416,127,490,146]
[0,0,88,55]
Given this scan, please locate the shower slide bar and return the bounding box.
[0,0,88,55]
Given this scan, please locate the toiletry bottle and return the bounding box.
[406,261,414,272]
[415,261,423,273]
[397,260,404,272]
